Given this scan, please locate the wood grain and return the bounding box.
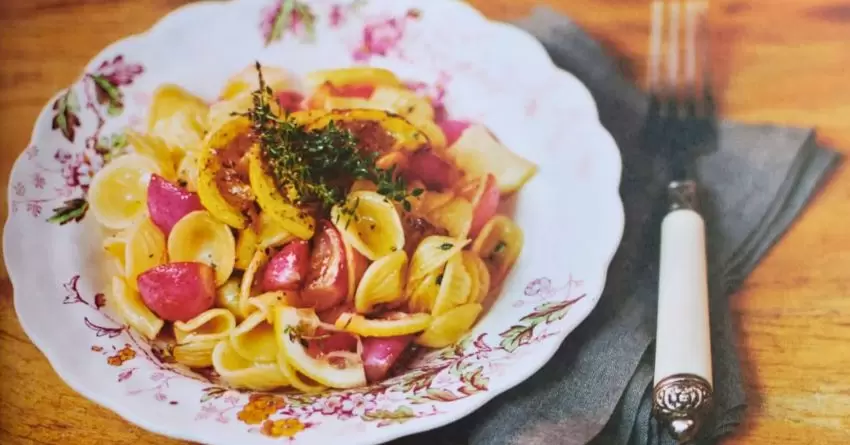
[1,0,849,444]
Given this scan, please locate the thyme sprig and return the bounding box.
[243,62,420,214]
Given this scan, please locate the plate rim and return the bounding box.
[3,0,626,443]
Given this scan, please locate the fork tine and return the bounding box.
[665,0,681,100]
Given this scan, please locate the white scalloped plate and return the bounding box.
[4,0,624,443]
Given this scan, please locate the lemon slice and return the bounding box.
[248,149,315,240]
[335,312,432,337]
[88,154,161,230]
[331,191,405,261]
[274,306,366,389]
[415,303,483,348]
[276,352,327,394]
[167,210,236,286]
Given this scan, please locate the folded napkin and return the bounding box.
[393,7,842,445]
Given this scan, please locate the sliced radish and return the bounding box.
[261,240,311,292]
[361,335,413,383]
[147,174,203,236]
[470,174,500,237]
[439,120,471,148]
[137,262,216,322]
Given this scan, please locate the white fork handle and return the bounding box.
[654,208,712,382]
[652,180,713,442]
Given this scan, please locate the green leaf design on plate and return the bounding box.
[266,0,317,46]
[498,324,533,353]
[47,198,89,225]
[90,74,125,116]
[200,387,228,403]
[51,89,82,142]
[361,406,416,427]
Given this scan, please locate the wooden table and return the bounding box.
[1,1,849,444]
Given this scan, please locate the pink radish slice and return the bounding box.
[261,240,311,292]
[405,150,457,190]
[146,174,203,236]
[470,174,500,237]
[276,90,305,113]
[361,335,413,383]
[137,262,216,322]
[438,120,471,148]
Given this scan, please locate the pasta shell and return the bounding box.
[230,310,278,363]
[407,235,468,281]
[275,306,367,389]
[431,252,473,316]
[176,151,200,192]
[415,190,455,216]
[448,124,538,194]
[247,148,315,240]
[103,230,128,269]
[234,227,259,271]
[125,130,178,179]
[331,191,405,261]
[415,303,483,348]
[277,352,327,394]
[216,278,242,319]
[220,65,297,100]
[173,308,236,343]
[407,270,441,314]
[335,311,432,337]
[472,216,524,287]
[167,210,236,286]
[147,84,209,155]
[109,276,163,340]
[147,84,209,133]
[410,117,447,151]
[247,290,299,323]
[197,116,253,229]
[212,340,289,391]
[462,251,491,304]
[208,92,282,133]
[304,67,402,92]
[368,86,435,123]
[257,211,296,250]
[173,339,219,368]
[354,250,408,314]
[239,249,267,318]
[426,196,473,240]
[88,154,161,230]
[124,216,167,291]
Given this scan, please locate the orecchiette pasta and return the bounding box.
[87,63,535,394]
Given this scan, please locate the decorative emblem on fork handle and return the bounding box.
[646,1,715,443]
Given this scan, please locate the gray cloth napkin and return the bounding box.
[393,7,841,445]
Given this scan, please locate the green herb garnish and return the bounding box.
[439,243,454,251]
[493,240,507,254]
[244,62,415,216]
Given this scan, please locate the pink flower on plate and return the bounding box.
[329,5,345,27]
[341,393,376,417]
[26,146,39,160]
[33,173,46,190]
[154,392,168,402]
[54,148,75,165]
[317,395,345,415]
[374,390,406,406]
[354,17,406,62]
[96,55,144,86]
[13,182,25,197]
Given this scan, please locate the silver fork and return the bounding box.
[646,1,716,443]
